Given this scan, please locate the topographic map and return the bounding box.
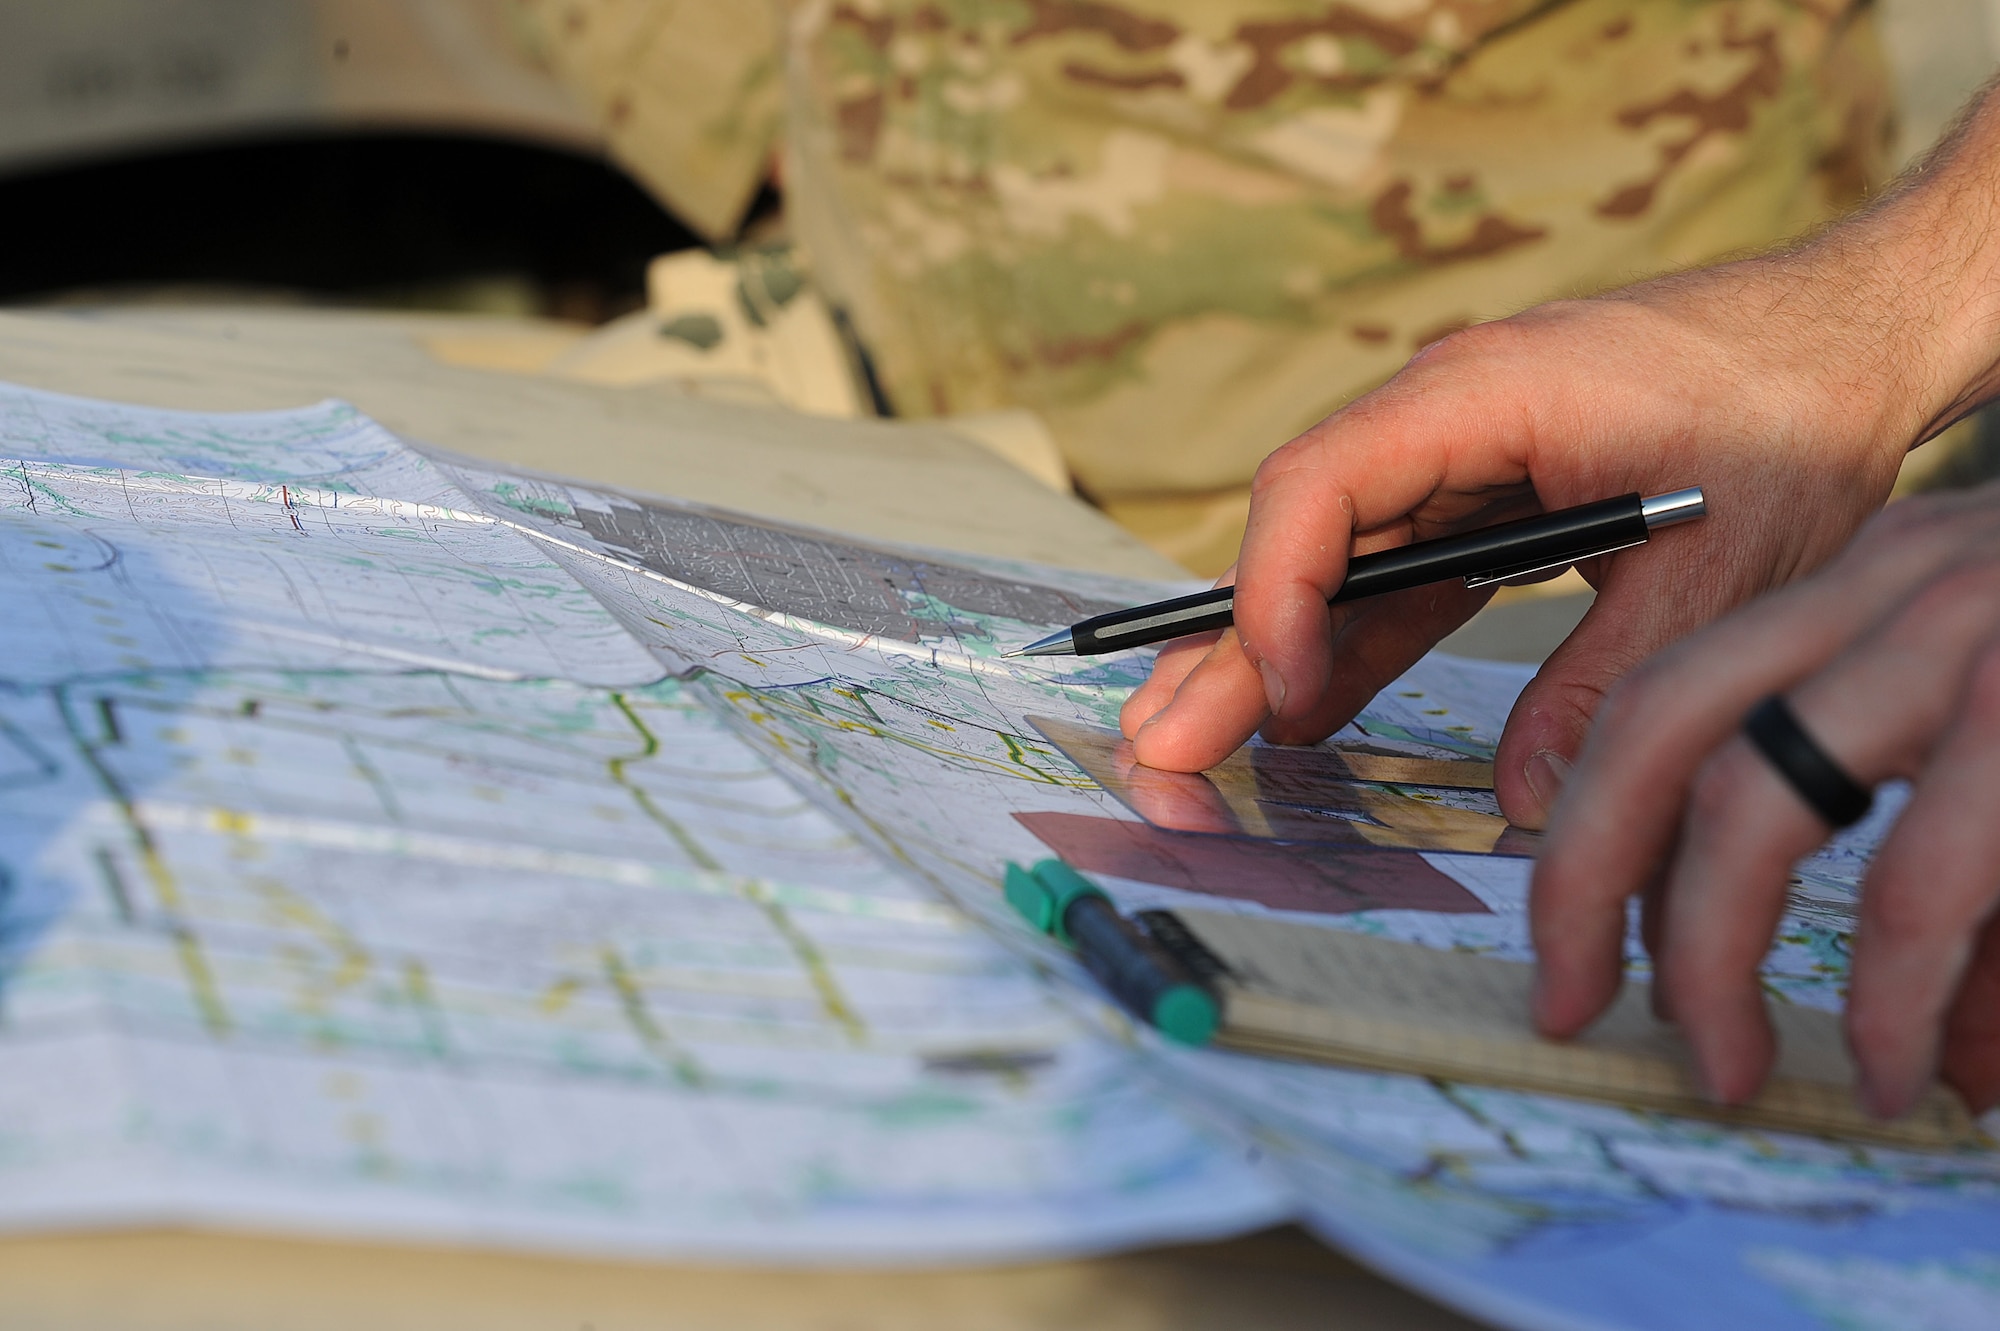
[0,385,1276,1260]
[4,381,1999,1328]
[472,468,2000,1331]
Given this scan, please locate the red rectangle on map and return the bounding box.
[1013,812,1488,916]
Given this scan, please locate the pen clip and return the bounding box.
[1461,538,1645,590]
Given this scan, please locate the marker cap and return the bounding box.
[1152,984,1220,1046]
[1003,859,1107,945]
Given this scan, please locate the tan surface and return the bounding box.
[0,305,1486,1330]
[0,2,600,181]
[0,307,1177,581]
[0,1227,1485,1331]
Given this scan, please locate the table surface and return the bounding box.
[0,305,1502,1331]
[0,307,1179,580]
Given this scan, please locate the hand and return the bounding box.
[1532,484,2000,1117]
[1120,263,1928,822]
[1120,92,2000,830]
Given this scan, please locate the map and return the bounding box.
[7,379,2000,1328]
[473,468,2000,1331]
[0,384,1280,1260]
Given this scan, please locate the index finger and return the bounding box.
[1231,345,1536,724]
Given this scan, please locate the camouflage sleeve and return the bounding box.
[782,0,1890,571]
[510,0,784,241]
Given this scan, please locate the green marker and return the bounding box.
[1003,859,1219,1046]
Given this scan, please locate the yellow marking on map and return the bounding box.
[601,946,705,1087]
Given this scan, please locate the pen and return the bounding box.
[1005,488,1706,658]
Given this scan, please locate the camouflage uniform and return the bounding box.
[510,0,784,241]
[520,1,1892,573]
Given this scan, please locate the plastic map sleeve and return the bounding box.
[0,382,1283,1262]
[462,466,2000,1331]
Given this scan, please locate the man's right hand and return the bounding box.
[1120,86,2000,832]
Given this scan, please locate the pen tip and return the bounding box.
[1009,629,1077,658]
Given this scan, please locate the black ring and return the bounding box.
[1741,694,1873,828]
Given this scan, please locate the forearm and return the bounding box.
[1804,77,2000,446]
[1594,79,2000,477]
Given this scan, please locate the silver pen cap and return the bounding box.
[1640,487,1706,530]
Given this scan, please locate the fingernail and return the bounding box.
[1529,970,1553,1030]
[1256,658,1287,715]
[1856,1070,1886,1119]
[1855,1069,1908,1122]
[1688,1046,1727,1106]
[1524,749,1572,811]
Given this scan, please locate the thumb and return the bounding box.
[1494,582,1681,829]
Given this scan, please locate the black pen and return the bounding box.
[1005,488,1706,658]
